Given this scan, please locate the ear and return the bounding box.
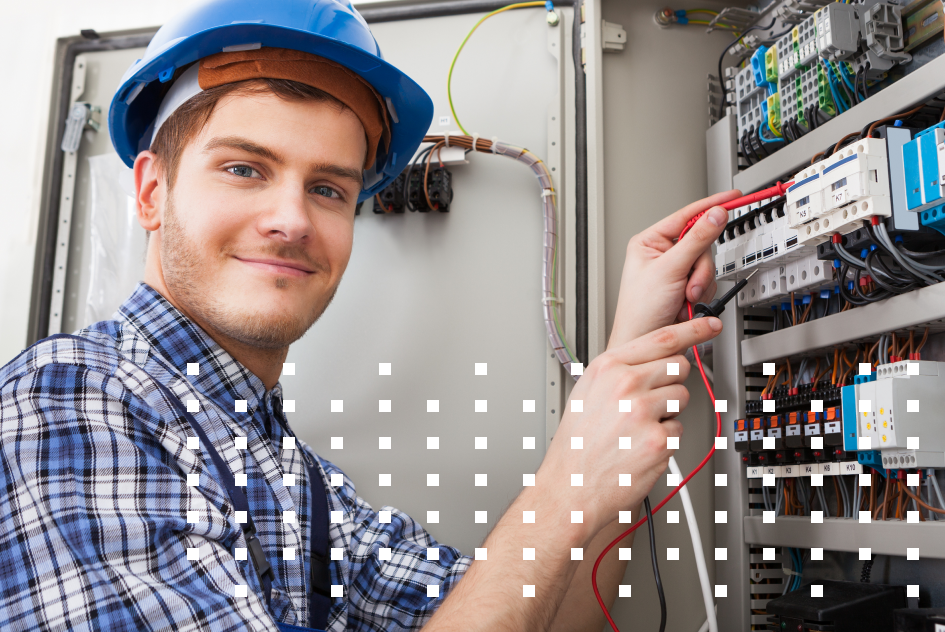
[133,150,164,232]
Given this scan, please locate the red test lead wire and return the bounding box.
[591,182,793,631]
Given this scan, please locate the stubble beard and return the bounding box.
[160,193,338,350]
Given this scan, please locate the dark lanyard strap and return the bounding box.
[273,401,332,629]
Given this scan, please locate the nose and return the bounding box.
[257,180,313,244]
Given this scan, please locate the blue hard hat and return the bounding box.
[108,0,433,202]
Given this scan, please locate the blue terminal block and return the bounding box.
[841,384,858,452]
[857,450,887,478]
[750,46,776,95]
[902,120,945,213]
[903,135,923,210]
[921,206,945,237]
[853,371,876,385]
[920,128,943,206]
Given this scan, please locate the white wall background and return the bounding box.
[0,0,396,363]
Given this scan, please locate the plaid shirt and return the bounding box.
[0,282,471,631]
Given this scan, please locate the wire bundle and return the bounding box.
[417,134,578,377]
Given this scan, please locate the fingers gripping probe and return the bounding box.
[691,268,759,319]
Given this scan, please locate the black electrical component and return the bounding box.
[426,167,453,212]
[894,607,945,631]
[371,166,454,214]
[766,580,907,631]
[373,172,407,213]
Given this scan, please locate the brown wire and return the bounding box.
[785,358,793,388]
[899,480,945,515]
[869,470,877,515]
[811,151,826,165]
[791,292,796,326]
[882,475,892,521]
[422,140,445,210]
[375,193,386,213]
[904,329,915,358]
[867,104,927,139]
[832,132,861,155]
[916,326,930,356]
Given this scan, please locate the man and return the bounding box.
[0,1,738,631]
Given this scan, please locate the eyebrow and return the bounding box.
[203,135,363,189]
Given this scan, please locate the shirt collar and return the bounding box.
[116,282,282,419]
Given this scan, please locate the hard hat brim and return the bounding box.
[109,23,433,202]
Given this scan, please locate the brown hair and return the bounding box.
[149,77,350,191]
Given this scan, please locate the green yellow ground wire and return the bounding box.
[445,3,575,364]
[448,2,547,136]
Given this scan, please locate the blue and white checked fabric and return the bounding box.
[0,282,471,631]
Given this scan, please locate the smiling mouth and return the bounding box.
[235,257,315,278]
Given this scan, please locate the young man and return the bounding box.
[0,1,737,631]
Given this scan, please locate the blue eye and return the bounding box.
[312,185,340,199]
[227,165,260,178]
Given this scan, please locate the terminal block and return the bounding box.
[861,3,911,71]
[788,137,892,245]
[734,65,769,141]
[375,167,454,214]
[857,360,945,469]
[903,121,945,216]
[816,2,861,61]
[373,173,407,213]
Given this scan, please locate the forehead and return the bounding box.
[194,90,367,167]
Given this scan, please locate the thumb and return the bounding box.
[661,205,729,279]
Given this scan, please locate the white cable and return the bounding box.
[695,604,718,632]
[668,456,718,632]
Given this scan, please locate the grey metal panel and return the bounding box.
[745,515,945,558]
[59,47,147,334]
[741,281,945,367]
[733,52,945,194]
[707,114,738,196]
[284,10,565,558]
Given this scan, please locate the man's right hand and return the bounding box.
[534,315,723,539]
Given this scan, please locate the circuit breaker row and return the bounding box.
[737,359,945,475]
[715,118,945,309]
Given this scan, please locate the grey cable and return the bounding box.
[775,478,785,516]
[838,475,850,518]
[763,485,772,512]
[931,472,945,512]
[835,241,866,269]
[817,486,830,517]
[794,358,809,388]
[879,223,945,273]
[875,224,942,284]
[928,475,938,521]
